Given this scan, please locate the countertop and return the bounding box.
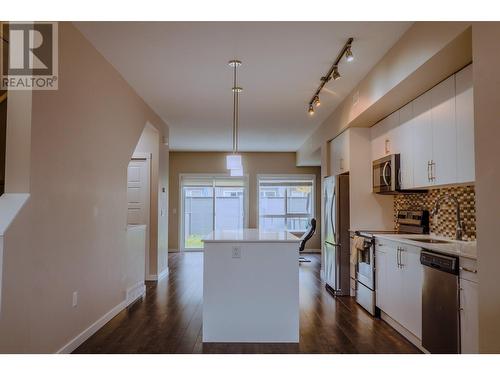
[203,229,301,243]
[373,233,477,260]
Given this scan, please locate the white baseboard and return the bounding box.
[145,267,169,282]
[380,311,428,353]
[157,267,169,281]
[57,299,127,354]
[57,281,148,354]
[126,281,146,305]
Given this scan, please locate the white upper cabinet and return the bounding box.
[371,111,399,161]
[412,89,433,188]
[394,102,415,189]
[329,130,350,176]
[370,64,474,189]
[455,64,475,183]
[430,75,457,185]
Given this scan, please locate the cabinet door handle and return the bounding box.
[399,248,405,268]
[431,160,436,181]
[385,139,390,154]
[427,161,431,182]
[459,266,478,274]
[396,247,401,268]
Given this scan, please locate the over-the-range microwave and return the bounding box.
[372,154,423,194]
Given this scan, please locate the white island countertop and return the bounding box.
[373,233,477,260]
[203,229,301,243]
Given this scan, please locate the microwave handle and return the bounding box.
[382,161,390,186]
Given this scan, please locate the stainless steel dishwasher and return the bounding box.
[420,250,460,354]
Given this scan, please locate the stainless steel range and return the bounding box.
[353,210,429,315]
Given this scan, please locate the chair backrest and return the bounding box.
[299,218,316,252]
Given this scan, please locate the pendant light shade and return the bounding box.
[226,154,242,170]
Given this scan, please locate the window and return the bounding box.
[181,175,248,250]
[258,175,315,233]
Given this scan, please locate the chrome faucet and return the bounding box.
[431,194,465,241]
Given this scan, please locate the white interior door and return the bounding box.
[127,156,150,276]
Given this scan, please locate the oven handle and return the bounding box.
[382,161,390,187]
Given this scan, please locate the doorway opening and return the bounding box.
[127,153,151,278]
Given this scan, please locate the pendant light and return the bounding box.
[226,59,243,173]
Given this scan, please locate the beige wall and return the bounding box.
[297,22,472,166]
[0,22,168,353]
[169,152,321,250]
[472,22,500,353]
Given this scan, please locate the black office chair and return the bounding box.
[299,218,316,263]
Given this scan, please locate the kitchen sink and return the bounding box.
[405,238,451,244]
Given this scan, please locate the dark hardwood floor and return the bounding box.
[73,252,420,354]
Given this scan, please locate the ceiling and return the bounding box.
[76,22,412,152]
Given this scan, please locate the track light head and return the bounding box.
[314,96,321,107]
[331,66,341,80]
[346,45,354,62]
[308,104,315,116]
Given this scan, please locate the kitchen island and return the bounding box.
[202,229,301,343]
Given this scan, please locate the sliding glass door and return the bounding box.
[181,175,247,250]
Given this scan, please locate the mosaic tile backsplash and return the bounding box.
[394,185,476,241]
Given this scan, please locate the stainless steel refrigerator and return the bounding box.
[323,174,350,296]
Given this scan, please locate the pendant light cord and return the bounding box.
[232,63,238,154]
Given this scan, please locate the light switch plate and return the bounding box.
[72,291,78,307]
[232,246,241,259]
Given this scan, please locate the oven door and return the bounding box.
[372,154,398,194]
[356,240,374,290]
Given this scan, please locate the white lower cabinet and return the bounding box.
[459,259,479,353]
[376,239,479,353]
[375,239,423,339]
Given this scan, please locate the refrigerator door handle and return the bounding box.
[331,189,336,243]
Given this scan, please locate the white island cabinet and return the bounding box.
[202,229,301,343]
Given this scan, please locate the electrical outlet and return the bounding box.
[232,246,241,259]
[72,291,78,307]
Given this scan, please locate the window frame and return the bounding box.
[179,173,249,252]
[256,174,316,234]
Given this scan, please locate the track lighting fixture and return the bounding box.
[331,66,341,81]
[306,37,354,115]
[345,45,354,62]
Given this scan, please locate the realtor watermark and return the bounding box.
[1,22,58,90]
